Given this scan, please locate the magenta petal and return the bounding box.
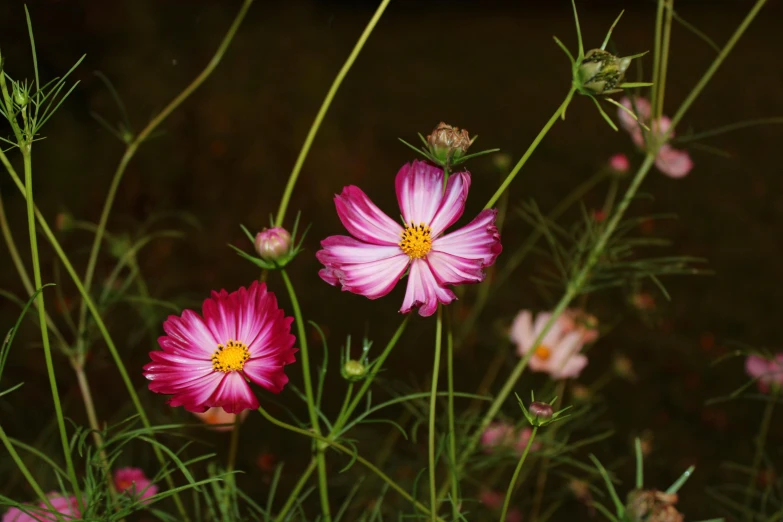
[426,250,485,285]
[335,186,402,245]
[655,145,693,178]
[429,171,470,236]
[400,259,456,317]
[160,311,218,356]
[618,96,651,133]
[395,160,445,226]
[317,235,404,264]
[431,209,502,267]
[320,249,410,299]
[243,358,290,394]
[208,372,259,414]
[746,355,770,379]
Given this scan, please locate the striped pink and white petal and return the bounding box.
[323,252,410,299]
[395,160,445,226]
[429,171,470,236]
[426,250,485,286]
[400,259,457,317]
[208,372,259,414]
[655,145,693,178]
[431,209,502,267]
[335,185,402,245]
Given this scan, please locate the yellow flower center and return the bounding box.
[534,345,552,361]
[211,340,250,372]
[399,222,432,259]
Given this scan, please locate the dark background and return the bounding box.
[0,0,782,519]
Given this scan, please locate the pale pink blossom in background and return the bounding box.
[114,467,158,503]
[560,308,599,344]
[193,407,250,431]
[2,493,80,521]
[618,96,693,179]
[745,353,783,393]
[510,310,588,379]
[481,423,540,454]
[478,491,523,521]
[317,160,502,317]
[608,153,630,174]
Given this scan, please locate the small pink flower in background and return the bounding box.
[144,281,297,414]
[2,493,80,521]
[511,310,588,379]
[317,160,502,317]
[479,490,523,521]
[560,308,599,344]
[631,292,656,311]
[608,153,630,174]
[481,422,540,454]
[618,96,693,179]
[193,407,249,431]
[745,353,783,393]
[114,467,158,503]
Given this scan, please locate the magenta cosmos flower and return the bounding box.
[114,467,158,504]
[143,281,297,413]
[745,353,783,393]
[317,160,502,317]
[2,493,79,522]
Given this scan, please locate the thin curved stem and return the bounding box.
[279,269,331,521]
[428,306,443,519]
[274,0,391,228]
[273,458,317,522]
[224,415,242,514]
[76,0,254,363]
[446,312,459,519]
[483,87,575,210]
[744,389,777,520]
[256,405,444,522]
[500,426,538,522]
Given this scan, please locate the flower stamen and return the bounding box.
[212,340,250,372]
[399,222,432,259]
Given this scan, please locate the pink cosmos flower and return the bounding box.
[618,96,693,179]
[114,467,158,503]
[560,308,599,344]
[193,407,250,431]
[510,310,587,379]
[745,353,783,393]
[143,281,297,414]
[317,160,502,317]
[481,422,539,454]
[2,493,80,521]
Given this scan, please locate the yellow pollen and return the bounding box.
[399,222,433,259]
[211,340,250,373]
[534,345,552,361]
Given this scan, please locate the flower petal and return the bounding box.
[160,311,218,356]
[243,357,291,394]
[618,96,651,133]
[400,258,456,317]
[429,171,470,236]
[426,250,485,286]
[335,185,402,245]
[165,372,225,413]
[395,160,445,226]
[510,310,534,349]
[431,209,501,267]
[655,145,693,178]
[317,235,404,265]
[319,250,410,299]
[208,372,259,413]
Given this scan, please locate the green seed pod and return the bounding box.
[341,359,368,382]
[576,49,631,95]
[426,122,475,166]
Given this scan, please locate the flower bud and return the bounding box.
[426,122,475,166]
[529,401,554,421]
[254,227,291,262]
[626,490,682,522]
[13,84,28,107]
[608,153,630,175]
[576,49,631,95]
[341,359,368,382]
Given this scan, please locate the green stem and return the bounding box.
[256,405,444,522]
[0,424,62,521]
[274,0,391,227]
[655,0,674,122]
[273,458,317,522]
[650,0,665,123]
[279,269,331,521]
[224,415,242,514]
[446,312,459,519]
[20,148,83,509]
[428,306,443,519]
[331,316,409,437]
[499,426,538,522]
[483,87,576,210]
[743,389,777,520]
[0,150,191,522]
[76,0,254,361]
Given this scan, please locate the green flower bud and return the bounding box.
[13,84,28,107]
[426,122,475,167]
[341,359,368,382]
[576,49,631,95]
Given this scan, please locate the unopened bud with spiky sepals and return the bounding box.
[341,334,373,382]
[553,0,652,130]
[231,212,309,270]
[517,392,572,428]
[398,122,500,171]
